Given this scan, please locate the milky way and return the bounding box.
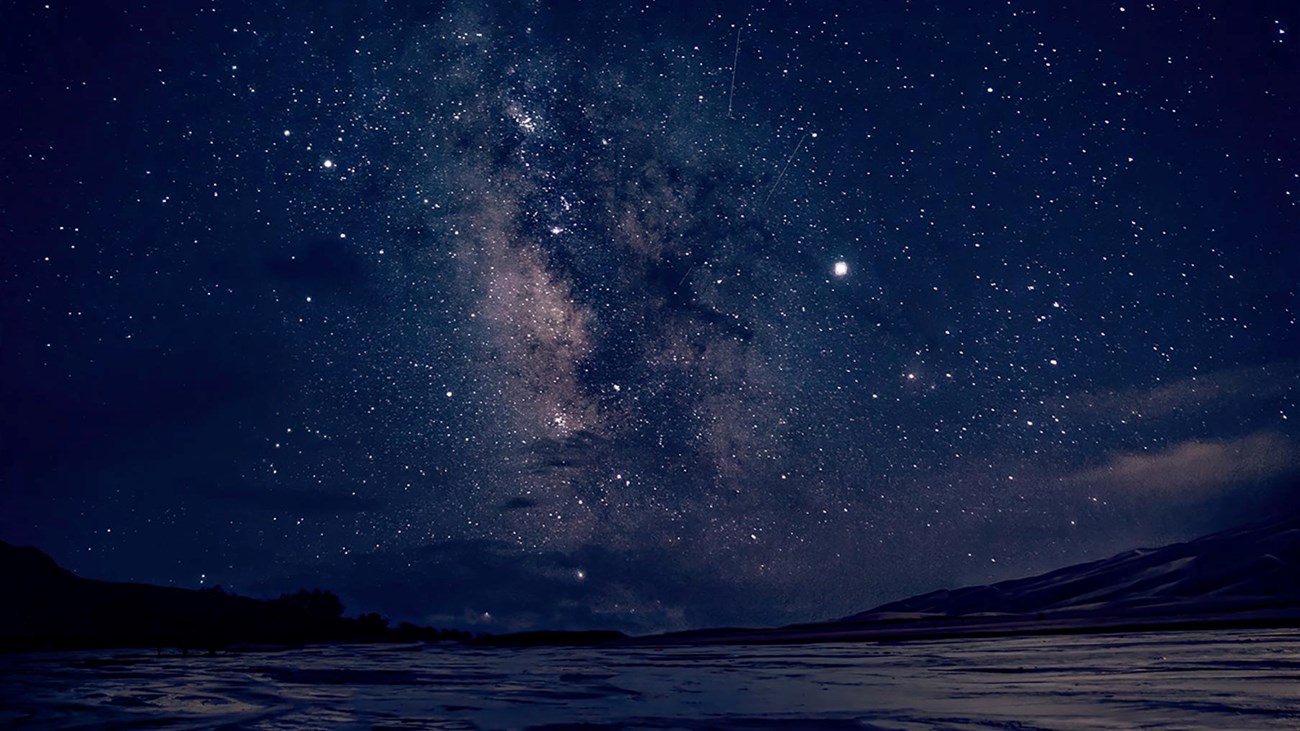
[2,0,1296,632]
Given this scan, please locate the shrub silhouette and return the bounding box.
[0,541,474,651]
[275,589,345,622]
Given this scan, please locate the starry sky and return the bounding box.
[2,0,1297,634]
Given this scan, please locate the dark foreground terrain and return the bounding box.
[3,516,1299,728]
[2,629,1298,730]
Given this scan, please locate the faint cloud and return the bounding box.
[265,539,785,635]
[1058,361,1297,421]
[1063,431,1300,494]
[525,430,608,474]
[497,496,538,512]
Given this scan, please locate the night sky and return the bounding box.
[3,0,1297,634]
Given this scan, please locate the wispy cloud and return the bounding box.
[1063,431,1300,494]
[1056,361,1297,421]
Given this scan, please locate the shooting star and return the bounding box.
[728,27,742,118]
[678,264,696,287]
[763,132,809,206]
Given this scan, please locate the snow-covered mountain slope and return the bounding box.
[845,512,1300,623]
[645,512,1300,645]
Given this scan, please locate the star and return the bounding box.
[6,0,1291,639]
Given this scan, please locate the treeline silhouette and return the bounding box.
[0,540,470,652]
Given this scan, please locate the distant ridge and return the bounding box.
[849,511,1300,621]
[0,541,468,652]
[641,511,1300,646]
[7,510,1300,651]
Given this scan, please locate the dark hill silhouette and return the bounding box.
[8,509,1300,651]
[0,541,468,652]
[641,510,1300,646]
[847,511,1300,622]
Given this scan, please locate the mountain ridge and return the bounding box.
[639,511,1300,646]
[848,511,1300,621]
[6,511,1300,650]
[0,540,470,651]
